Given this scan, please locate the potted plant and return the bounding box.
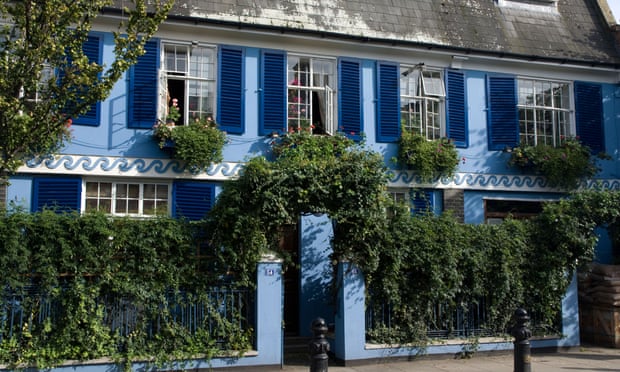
[507,136,609,189]
[153,116,226,172]
[396,127,460,182]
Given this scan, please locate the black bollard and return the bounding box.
[309,317,330,372]
[511,308,532,372]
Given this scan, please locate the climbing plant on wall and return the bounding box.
[205,131,616,344]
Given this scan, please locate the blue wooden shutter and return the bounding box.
[487,75,518,151]
[32,178,81,212]
[172,181,215,221]
[376,62,400,143]
[338,58,362,140]
[411,189,433,216]
[575,82,604,154]
[259,50,287,135]
[128,38,159,129]
[218,46,245,134]
[72,35,101,126]
[446,70,468,148]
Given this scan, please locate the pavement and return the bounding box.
[270,345,620,372]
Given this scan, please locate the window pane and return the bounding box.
[421,71,445,97]
[400,68,420,96]
[164,45,187,73]
[144,184,156,199]
[86,182,99,197]
[116,199,127,213]
[99,199,112,213]
[116,184,128,198]
[143,200,155,215]
[127,200,139,214]
[188,80,214,120]
[99,183,112,197]
[127,184,139,198]
[189,46,214,79]
[85,199,98,211]
[156,200,168,213]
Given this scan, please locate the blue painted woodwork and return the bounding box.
[218,46,245,134]
[446,69,467,148]
[338,58,363,140]
[128,38,160,129]
[32,177,81,212]
[172,181,216,221]
[72,35,102,126]
[376,61,400,143]
[575,81,604,154]
[487,75,519,151]
[259,49,287,135]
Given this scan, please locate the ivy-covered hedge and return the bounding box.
[0,211,250,370]
[2,131,617,367]
[206,132,614,345]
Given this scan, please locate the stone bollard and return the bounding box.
[511,308,532,372]
[309,317,330,372]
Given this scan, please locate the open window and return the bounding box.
[287,55,336,134]
[161,43,216,125]
[400,66,446,140]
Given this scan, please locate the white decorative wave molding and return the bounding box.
[19,155,243,180]
[388,171,620,192]
[18,155,620,191]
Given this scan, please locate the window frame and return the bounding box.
[483,198,550,224]
[516,77,573,146]
[400,65,446,140]
[286,53,337,135]
[160,41,217,126]
[83,179,171,217]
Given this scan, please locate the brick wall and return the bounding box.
[443,188,464,223]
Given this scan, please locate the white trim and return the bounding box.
[18,155,243,180]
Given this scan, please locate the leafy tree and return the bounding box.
[0,0,173,182]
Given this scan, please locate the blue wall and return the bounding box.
[299,214,335,337]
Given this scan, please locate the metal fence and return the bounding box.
[366,297,561,341]
[366,298,498,341]
[0,285,254,347]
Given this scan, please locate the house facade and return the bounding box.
[4,0,620,360]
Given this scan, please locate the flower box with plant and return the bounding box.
[396,127,460,182]
[507,136,609,189]
[153,116,226,172]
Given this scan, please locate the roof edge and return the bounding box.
[102,7,620,70]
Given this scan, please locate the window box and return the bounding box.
[153,118,226,172]
[507,137,608,189]
[396,128,460,182]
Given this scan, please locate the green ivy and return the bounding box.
[153,118,227,172]
[396,129,460,182]
[3,132,618,365]
[507,138,609,189]
[206,133,614,345]
[0,211,249,370]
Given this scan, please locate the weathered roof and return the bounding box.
[127,0,620,66]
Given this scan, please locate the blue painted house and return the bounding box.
[5,0,620,366]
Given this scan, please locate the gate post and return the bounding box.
[511,308,532,372]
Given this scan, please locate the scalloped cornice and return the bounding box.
[17,155,620,191]
[18,155,243,180]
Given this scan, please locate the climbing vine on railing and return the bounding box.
[0,210,250,370]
